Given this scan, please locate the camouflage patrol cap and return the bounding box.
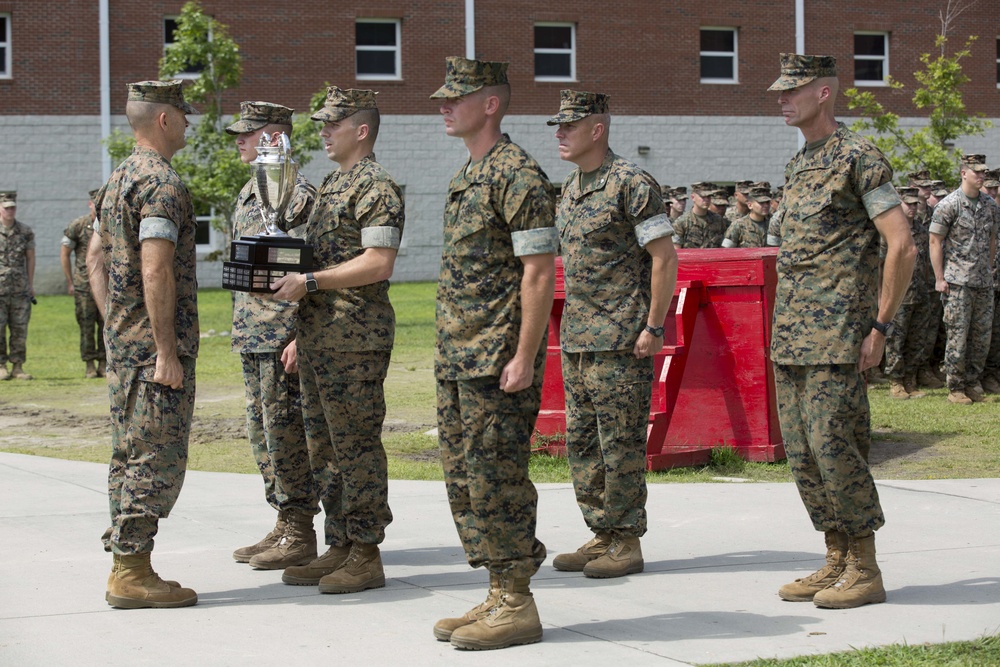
[691,182,718,197]
[752,180,772,191]
[546,89,611,125]
[930,180,949,197]
[898,186,920,204]
[672,186,688,201]
[907,169,933,187]
[748,187,772,203]
[961,154,987,171]
[430,56,509,99]
[772,185,784,198]
[660,184,673,197]
[711,194,729,206]
[226,101,294,135]
[88,188,100,204]
[311,87,378,123]
[126,80,197,114]
[768,53,838,91]
[0,191,15,208]
[985,169,1000,188]
[734,180,754,194]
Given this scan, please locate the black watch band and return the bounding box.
[872,319,894,337]
[304,272,319,294]
[644,324,665,338]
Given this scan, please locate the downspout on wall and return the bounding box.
[99,0,111,181]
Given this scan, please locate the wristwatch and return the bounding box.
[644,324,665,338]
[304,272,319,294]
[872,320,895,337]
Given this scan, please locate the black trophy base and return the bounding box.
[223,234,314,293]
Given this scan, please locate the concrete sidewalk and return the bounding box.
[1,451,998,666]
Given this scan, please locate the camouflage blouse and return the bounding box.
[296,154,404,353]
[557,149,671,352]
[97,146,199,366]
[671,209,726,249]
[61,214,94,292]
[0,220,35,295]
[929,188,1000,289]
[771,123,900,366]
[435,134,557,380]
[723,214,768,249]
[230,174,316,353]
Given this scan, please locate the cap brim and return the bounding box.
[310,107,358,123]
[546,110,590,126]
[0,202,15,208]
[429,81,482,99]
[225,118,269,135]
[768,75,814,92]
[177,101,197,115]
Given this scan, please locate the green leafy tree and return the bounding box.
[105,0,322,260]
[845,4,990,187]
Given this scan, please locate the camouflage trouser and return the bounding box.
[240,352,316,516]
[773,364,884,537]
[984,289,1000,380]
[437,375,546,578]
[0,293,31,365]
[74,290,106,362]
[562,350,652,538]
[107,358,196,555]
[884,296,931,380]
[942,284,994,391]
[298,348,392,547]
[917,289,944,372]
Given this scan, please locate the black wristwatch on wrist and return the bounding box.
[644,324,665,338]
[304,272,319,294]
[872,319,895,337]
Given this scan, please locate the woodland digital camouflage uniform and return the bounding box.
[557,148,672,538]
[231,174,317,517]
[724,181,753,222]
[724,213,769,248]
[929,188,1000,390]
[97,144,199,554]
[984,251,1000,384]
[671,205,726,248]
[62,212,106,363]
[436,133,555,578]
[296,153,403,547]
[0,214,34,366]
[772,122,901,536]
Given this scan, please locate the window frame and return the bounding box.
[164,16,207,80]
[534,22,576,82]
[995,36,1000,88]
[195,209,222,257]
[699,27,739,84]
[853,31,889,87]
[0,14,11,79]
[355,18,402,81]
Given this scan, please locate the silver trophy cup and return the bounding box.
[253,132,297,235]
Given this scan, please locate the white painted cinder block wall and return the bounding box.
[4,114,999,293]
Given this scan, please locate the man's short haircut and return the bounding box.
[482,83,511,116]
[351,108,381,143]
[125,100,171,133]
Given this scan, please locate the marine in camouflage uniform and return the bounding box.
[430,57,556,650]
[548,90,677,579]
[928,154,1000,404]
[725,180,753,222]
[668,186,688,220]
[270,87,403,595]
[768,54,915,609]
[225,101,319,568]
[983,243,1000,393]
[0,191,35,381]
[90,81,200,608]
[60,192,106,377]
[723,186,772,248]
[883,187,933,398]
[671,182,727,248]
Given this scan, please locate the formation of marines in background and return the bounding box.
[2,46,997,652]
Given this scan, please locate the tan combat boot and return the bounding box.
[888,381,910,399]
[434,572,502,641]
[813,533,886,609]
[583,535,644,578]
[97,359,107,377]
[0,365,8,381]
[10,364,32,380]
[233,512,288,563]
[982,375,1000,394]
[966,384,985,403]
[282,544,352,585]
[778,530,847,601]
[901,375,925,398]
[106,552,197,609]
[948,390,973,405]
[450,575,542,650]
[85,360,98,378]
[917,367,944,389]
[318,543,385,594]
[552,532,612,571]
[249,511,317,570]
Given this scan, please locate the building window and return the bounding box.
[195,208,221,256]
[854,32,888,85]
[534,23,575,81]
[700,28,738,83]
[0,14,10,78]
[164,17,205,79]
[356,19,401,80]
[996,37,999,87]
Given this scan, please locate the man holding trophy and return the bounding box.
[225,101,319,570]
[271,87,404,594]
